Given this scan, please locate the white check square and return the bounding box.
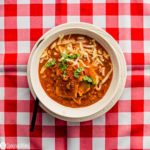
[42,113,54,126]
[68,138,79,150]
[0,17,4,29]
[118,136,130,149]
[144,41,150,53]
[43,0,55,4]
[120,88,131,101]
[17,17,30,29]
[67,0,80,3]
[0,137,5,143]
[42,138,55,150]
[144,66,150,76]
[0,112,4,124]
[118,112,131,125]
[144,112,150,124]
[118,0,130,3]
[144,87,150,100]
[67,16,80,22]
[17,0,30,4]
[144,0,150,3]
[17,112,29,125]
[93,138,105,150]
[0,42,5,54]
[93,16,106,28]
[17,137,30,149]
[119,40,131,53]
[17,88,30,100]
[93,0,105,2]
[43,16,55,28]
[18,41,30,53]
[144,16,150,28]
[119,16,131,28]
[0,88,4,100]
[143,137,150,148]
[93,115,105,125]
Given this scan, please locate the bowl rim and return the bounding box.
[27,22,127,122]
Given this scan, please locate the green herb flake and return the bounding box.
[61,53,80,61]
[61,53,68,59]
[59,60,68,71]
[68,54,80,59]
[74,67,84,78]
[83,76,93,84]
[45,59,56,68]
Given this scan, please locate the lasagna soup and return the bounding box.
[39,34,113,107]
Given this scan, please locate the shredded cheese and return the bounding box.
[101,67,105,76]
[50,42,56,49]
[101,67,113,84]
[83,44,94,48]
[57,39,75,45]
[76,40,88,44]
[103,51,109,59]
[92,47,97,60]
[77,36,85,40]
[79,42,84,51]
[67,43,73,52]
[40,66,46,74]
[95,82,102,91]
[79,59,90,68]
[57,34,64,45]
[40,50,48,58]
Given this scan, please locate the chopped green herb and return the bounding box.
[74,67,84,78]
[61,53,80,61]
[83,76,93,84]
[59,60,68,71]
[61,53,68,60]
[45,59,56,68]
[59,53,80,77]
[68,54,80,59]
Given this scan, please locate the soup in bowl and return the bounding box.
[39,34,113,108]
[27,22,126,122]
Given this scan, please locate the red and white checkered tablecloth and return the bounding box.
[0,0,150,149]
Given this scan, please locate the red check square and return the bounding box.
[131,100,144,112]
[131,28,143,40]
[5,4,17,16]
[106,3,118,15]
[80,3,93,16]
[5,29,17,41]
[131,3,143,16]
[55,3,67,16]
[5,74,17,87]
[5,125,17,137]
[106,28,119,41]
[131,125,143,136]
[106,125,118,137]
[80,125,92,137]
[55,126,67,137]
[5,100,17,112]
[30,126,42,137]
[30,29,43,41]
[132,75,144,87]
[30,4,43,16]
[4,53,17,65]
[132,53,144,65]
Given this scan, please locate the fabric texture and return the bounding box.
[0,0,150,149]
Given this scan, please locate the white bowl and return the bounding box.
[27,22,127,122]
